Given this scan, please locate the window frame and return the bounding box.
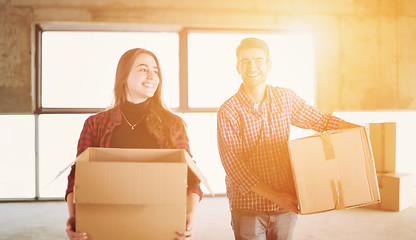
[1,23,314,202]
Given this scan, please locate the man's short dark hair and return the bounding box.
[236,37,270,60]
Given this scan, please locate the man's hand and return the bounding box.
[273,192,300,214]
[252,182,300,214]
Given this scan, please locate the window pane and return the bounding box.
[183,113,226,194]
[42,32,179,108]
[38,114,91,198]
[0,115,35,198]
[188,32,316,108]
[334,111,416,182]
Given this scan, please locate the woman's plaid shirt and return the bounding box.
[217,85,341,212]
[66,107,203,200]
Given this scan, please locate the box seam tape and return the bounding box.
[319,132,344,210]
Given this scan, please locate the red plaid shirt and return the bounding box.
[217,85,341,212]
[66,107,203,200]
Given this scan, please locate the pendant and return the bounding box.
[131,126,135,130]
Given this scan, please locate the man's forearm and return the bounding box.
[337,120,362,129]
[251,182,279,202]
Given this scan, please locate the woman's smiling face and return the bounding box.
[125,53,160,103]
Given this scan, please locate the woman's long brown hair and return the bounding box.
[113,48,186,148]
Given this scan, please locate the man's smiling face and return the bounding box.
[236,48,271,90]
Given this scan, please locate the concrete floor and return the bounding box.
[0,196,415,240]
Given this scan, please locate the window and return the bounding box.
[38,114,91,197]
[41,31,179,109]
[187,32,316,109]
[36,30,180,199]
[0,115,35,199]
[183,113,225,193]
[1,26,317,200]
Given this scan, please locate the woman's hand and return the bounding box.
[175,192,200,239]
[175,217,195,240]
[66,216,87,240]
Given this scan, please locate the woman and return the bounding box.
[65,48,202,240]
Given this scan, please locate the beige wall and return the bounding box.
[1,0,416,113]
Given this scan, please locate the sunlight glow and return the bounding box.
[33,31,318,197]
[188,32,316,108]
[0,115,35,198]
[42,32,179,108]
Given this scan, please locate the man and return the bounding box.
[217,37,359,240]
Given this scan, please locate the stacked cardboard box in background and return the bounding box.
[367,122,413,211]
[368,122,396,174]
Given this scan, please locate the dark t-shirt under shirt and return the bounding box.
[110,100,158,148]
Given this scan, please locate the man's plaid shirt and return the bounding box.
[217,85,341,212]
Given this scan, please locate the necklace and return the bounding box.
[121,111,145,130]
